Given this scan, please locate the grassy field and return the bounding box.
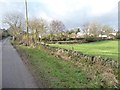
[17,45,107,88]
[50,40,118,61]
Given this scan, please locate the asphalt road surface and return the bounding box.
[0,40,2,89]
[2,38,38,88]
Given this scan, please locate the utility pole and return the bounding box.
[25,0,29,45]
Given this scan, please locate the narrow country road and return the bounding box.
[2,38,38,88]
[0,40,2,89]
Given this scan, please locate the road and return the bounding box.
[2,38,38,88]
[0,39,2,89]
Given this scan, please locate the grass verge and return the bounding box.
[16,45,118,88]
[15,44,109,88]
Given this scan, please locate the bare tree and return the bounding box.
[2,12,24,40]
[82,22,102,37]
[49,20,66,34]
[82,21,114,40]
[28,18,48,43]
[82,23,90,36]
[101,25,113,35]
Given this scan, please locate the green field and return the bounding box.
[50,40,119,61]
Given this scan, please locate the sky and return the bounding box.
[0,0,119,30]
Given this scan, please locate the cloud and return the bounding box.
[0,0,119,29]
[37,0,118,17]
[33,0,118,29]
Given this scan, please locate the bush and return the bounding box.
[115,32,120,39]
[85,36,101,42]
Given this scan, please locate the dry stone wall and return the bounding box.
[42,44,118,69]
[41,44,119,87]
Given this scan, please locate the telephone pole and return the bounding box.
[25,0,29,45]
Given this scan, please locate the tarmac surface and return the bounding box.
[2,38,38,88]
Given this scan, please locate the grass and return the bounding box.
[17,45,104,88]
[50,40,118,61]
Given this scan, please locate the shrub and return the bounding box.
[85,36,101,42]
[115,32,120,39]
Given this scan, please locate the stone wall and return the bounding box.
[42,44,118,69]
[46,40,87,44]
[41,44,119,87]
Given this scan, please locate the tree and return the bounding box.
[76,28,80,33]
[49,20,66,40]
[82,22,114,37]
[2,12,25,41]
[101,25,113,36]
[28,18,48,44]
[82,21,115,41]
[49,20,66,34]
[116,31,120,39]
[82,23,90,36]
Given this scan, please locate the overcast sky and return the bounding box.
[0,0,119,30]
